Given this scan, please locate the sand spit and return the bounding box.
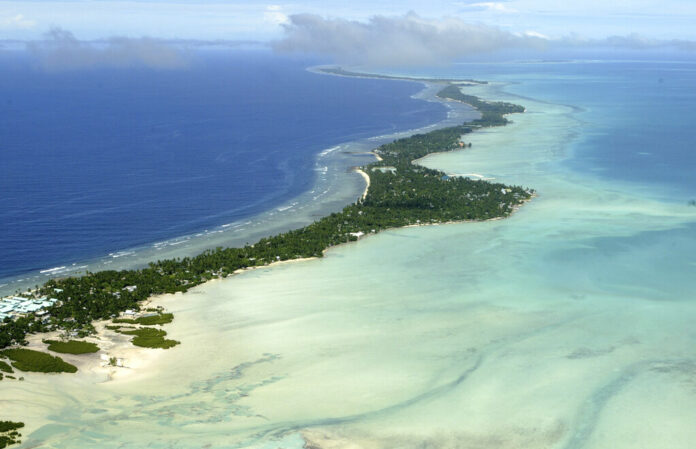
[354,168,371,202]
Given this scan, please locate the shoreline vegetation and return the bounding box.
[0,69,533,441]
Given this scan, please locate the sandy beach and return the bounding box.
[354,168,371,201]
[21,304,169,384]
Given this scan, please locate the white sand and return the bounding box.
[354,168,371,201]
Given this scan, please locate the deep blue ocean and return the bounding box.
[0,51,445,280]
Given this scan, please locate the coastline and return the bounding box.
[0,77,476,298]
[1,68,533,446]
[5,64,696,449]
[9,96,533,386]
[354,168,371,201]
[0,69,520,368]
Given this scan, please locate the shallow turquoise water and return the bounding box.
[5,64,696,449]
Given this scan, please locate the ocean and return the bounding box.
[0,50,446,286]
[3,55,696,448]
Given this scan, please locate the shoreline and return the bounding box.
[354,168,371,201]
[1,68,533,445]
[310,66,488,85]
[6,64,696,449]
[2,68,526,346]
[0,76,472,297]
[10,141,536,386]
[55,198,537,387]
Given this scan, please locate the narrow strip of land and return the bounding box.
[1,73,531,356]
[0,72,533,442]
[317,67,488,85]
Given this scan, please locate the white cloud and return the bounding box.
[264,4,289,25]
[459,2,518,14]
[274,13,696,66]
[27,27,190,71]
[0,13,37,30]
[273,12,546,66]
[524,30,548,39]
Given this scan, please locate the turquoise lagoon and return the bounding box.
[6,62,696,448]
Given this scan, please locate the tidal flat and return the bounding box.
[5,79,696,449]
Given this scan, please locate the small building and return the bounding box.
[21,303,42,313]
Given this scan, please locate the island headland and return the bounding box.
[0,68,533,441]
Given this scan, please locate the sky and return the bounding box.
[2,1,696,68]
[2,0,696,42]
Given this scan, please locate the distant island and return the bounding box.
[318,67,488,85]
[0,71,532,442]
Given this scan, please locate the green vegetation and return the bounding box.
[131,335,179,349]
[0,348,77,373]
[113,313,173,326]
[0,316,44,348]
[0,423,24,433]
[134,313,173,325]
[0,82,531,363]
[43,339,99,355]
[0,361,12,373]
[437,84,524,112]
[118,327,165,337]
[111,318,137,324]
[117,327,179,349]
[111,327,179,349]
[0,421,23,449]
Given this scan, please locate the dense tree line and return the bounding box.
[0,84,532,351]
[436,84,525,116]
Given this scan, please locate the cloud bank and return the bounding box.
[273,13,547,66]
[274,13,696,66]
[27,28,189,71]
